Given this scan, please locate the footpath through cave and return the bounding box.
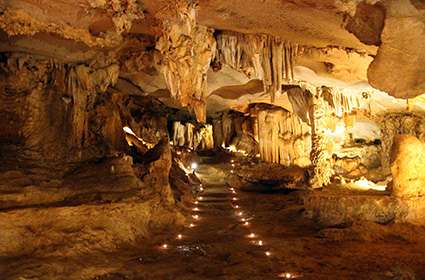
[139,154,303,280]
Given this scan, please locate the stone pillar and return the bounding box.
[309,87,334,188]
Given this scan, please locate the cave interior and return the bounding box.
[1,0,425,279]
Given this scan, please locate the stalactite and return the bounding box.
[156,2,216,123]
[222,112,234,147]
[216,32,298,102]
[172,121,214,150]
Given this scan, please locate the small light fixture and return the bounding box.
[237,211,243,216]
[265,251,271,256]
[198,196,204,201]
[193,207,200,211]
[194,201,199,205]
[234,205,240,209]
[192,215,199,220]
[248,233,255,238]
[258,240,263,246]
[191,162,198,170]
[177,234,183,239]
[189,223,195,228]
[232,197,237,201]
[244,221,249,226]
[161,244,168,249]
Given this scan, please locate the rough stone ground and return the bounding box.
[1,155,425,279]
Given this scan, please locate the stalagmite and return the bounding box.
[379,112,425,173]
[156,1,216,123]
[308,88,335,188]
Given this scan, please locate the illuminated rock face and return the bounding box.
[250,104,311,167]
[216,32,298,102]
[391,135,425,199]
[172,121,214,150]
[380,113,425,173]
[156,3,216,123]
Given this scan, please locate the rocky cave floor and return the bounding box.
[1,156,425,280]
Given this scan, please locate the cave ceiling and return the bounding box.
[1,0,424,115]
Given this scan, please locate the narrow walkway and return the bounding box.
[140,159,290,280]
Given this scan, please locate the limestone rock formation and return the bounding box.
[379,112,425,173]
[156,1,216,123]
[391,135,425,199]
[368,0,425,99]
[172,121,214,150]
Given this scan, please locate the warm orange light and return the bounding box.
[248,233,255,238]
[189,223,195,228]
[161,244,168,249]
[192,215,199,220]
[265,251,271,256]
[177,234,182,239]
[244,222,249,226]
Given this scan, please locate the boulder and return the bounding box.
[391,135,425,198]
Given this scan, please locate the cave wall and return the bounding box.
[0,53,120,175]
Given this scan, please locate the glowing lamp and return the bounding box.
[189,223,195,228]
[248,233,255,238]
[191,162,198,170]
[265,251,271,256]
[161,244,168,249]
[177,234,182,239]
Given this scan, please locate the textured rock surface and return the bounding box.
[368,0,425,98]
[304,190,398,227]
[391,135,425,198]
